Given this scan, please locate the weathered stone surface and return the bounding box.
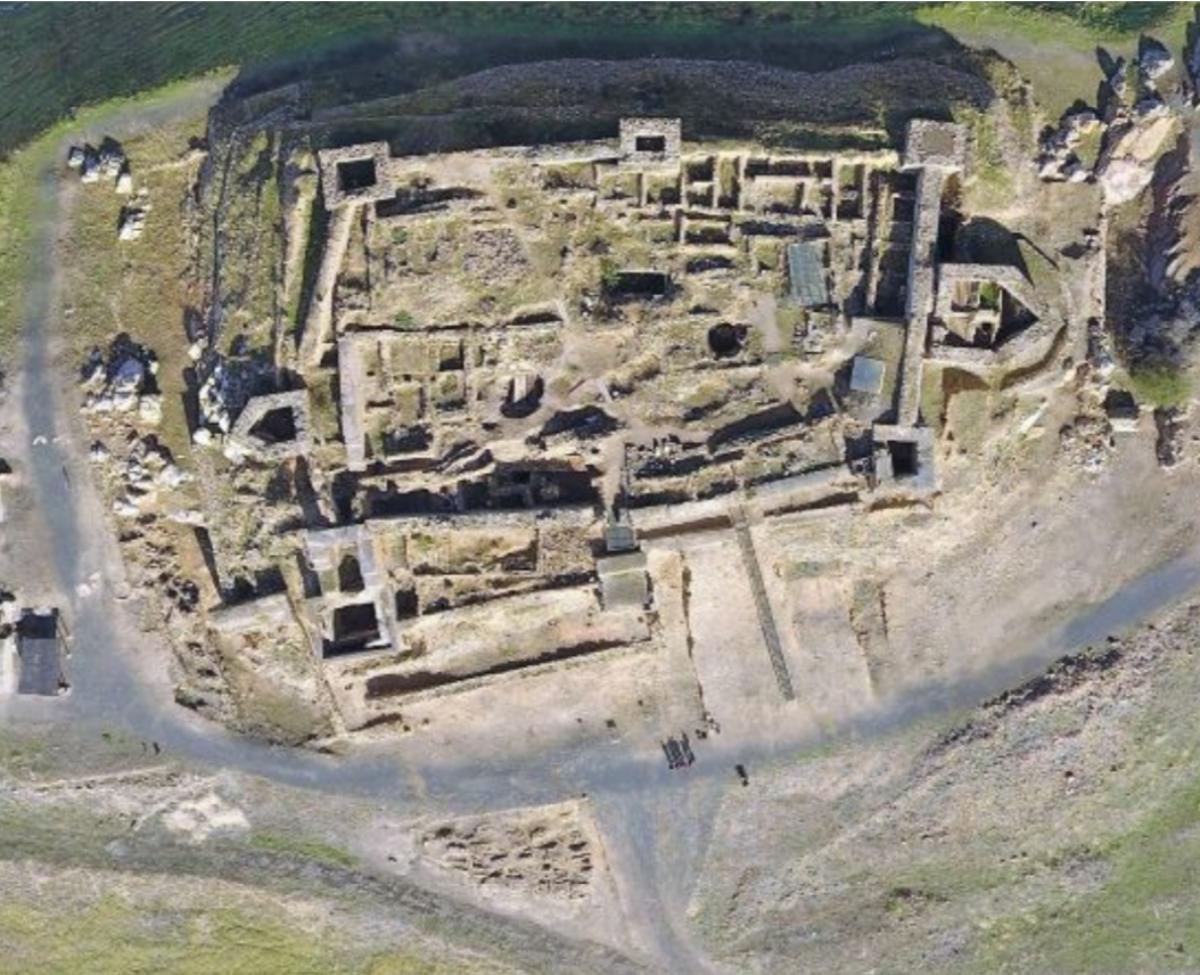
[901,118,966,171]
[224,389,311,463]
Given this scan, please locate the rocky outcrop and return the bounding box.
[1036,109,1102,183]
[1039,35,1180,204]
[1097,112,1178,205]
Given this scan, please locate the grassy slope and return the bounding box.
[0,74,229,358]
[0,879,510,975]
[975,780,1200,973]
[0,723,522,975]
[0,896,350,975]
[57,110,209,456]
[970,631,1200,973]
[691,603,1200,974]
[0,2,920,157]
[920,2,1192,116]
[0,3,1183,156]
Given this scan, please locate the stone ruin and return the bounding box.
[618,116,682,166]
[88,108,1083,740]
[224,390,312,463]
[1037,33,1182,203]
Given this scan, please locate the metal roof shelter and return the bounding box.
[16,610,65,696]
[786,241,830,308]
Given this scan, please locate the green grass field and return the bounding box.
[0,891,512,975]
[0,3,1184,157]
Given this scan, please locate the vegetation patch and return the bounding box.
[0,892,492,975]
[1127,361,1192,409]
[247,831,357,868]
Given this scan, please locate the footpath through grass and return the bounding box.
[0,74,230,362]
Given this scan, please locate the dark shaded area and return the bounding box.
[367,486,449,518]
[605,270,670,298]
[955,216,1028,272]
[192,526,223,594]
[708,402,805,450]
[254,566,287,597]
[772,490,859,516]
[538,405,619,440]
[888,439,918,478]
[374,185,482,218]
[335,156,377,192]
[365,638,626,699]
[633,451,713,480]
[394,588,419,620]
[1104,387,1139,419]
[739,219,802,237]
[460,464,600,510]
[686,255,735,273]
[707,322,745,359]
[324,601,382,657]
[295,184,330,334]
[237,9,967,122]
[500,376,544,419]
[382,427,432,457]
[338,554,365,593]
[331,470,359,522]
[293,457,331,529]
[806,387,838,422]
[1105,134,1191,371]
[509,307,562,326]
[624,487,691,510]
[365,463,599,516]
[248,405,298,444]
[274,29,998,156]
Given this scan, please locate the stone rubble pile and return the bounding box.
[1086,317,1117,382]
[1059,414,1112,473]
[66,139,148,237]
[79,340,163,425]
[1036,108,1103,183]
[67,140,129,189]
[196,360,237,442]
[118,204,149,241]
[92,436,191,519]
[1154,407,1187,468]
[193,356,273,445]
